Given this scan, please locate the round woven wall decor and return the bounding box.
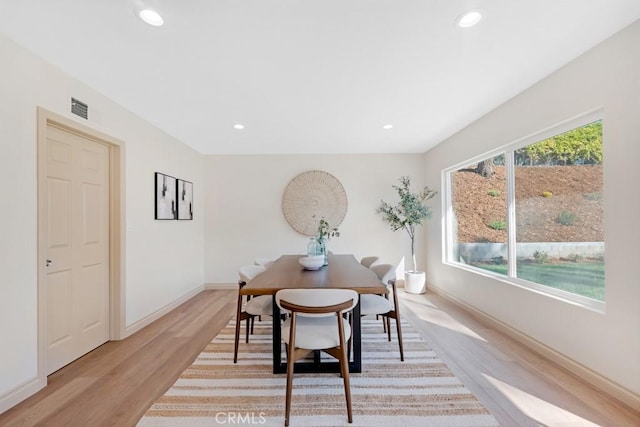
[282,170,348,236]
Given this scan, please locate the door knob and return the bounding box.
[46,259,52,267]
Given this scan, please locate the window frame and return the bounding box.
[442,109,605,313]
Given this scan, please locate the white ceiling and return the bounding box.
[1,1,639,154]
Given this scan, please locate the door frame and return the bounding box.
[36,107,125,383]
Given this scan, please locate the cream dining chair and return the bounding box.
[276,288,358,426]
[360,256,380,268]
[254,257,275,269]
[233,264,272,363]
[359,263,404,361]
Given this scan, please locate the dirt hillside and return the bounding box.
[452,165,603,243]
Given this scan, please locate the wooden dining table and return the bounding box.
[240,253,388,374]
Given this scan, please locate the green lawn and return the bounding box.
[472,261,605,301]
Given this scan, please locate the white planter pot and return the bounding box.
[404,271,426,294]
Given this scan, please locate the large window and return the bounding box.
[446,114,604,306]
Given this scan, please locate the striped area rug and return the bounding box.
[138,317,499,427]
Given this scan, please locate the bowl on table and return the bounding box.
[298,255,325,270]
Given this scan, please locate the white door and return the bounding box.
[45,124,110,374]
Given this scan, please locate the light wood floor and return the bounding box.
[1,289,638,426]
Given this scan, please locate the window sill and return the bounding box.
[444,260,606,314]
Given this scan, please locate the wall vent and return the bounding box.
[71,97,88,119]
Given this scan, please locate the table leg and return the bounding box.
[272,296,283,374]
[352,297,362,372]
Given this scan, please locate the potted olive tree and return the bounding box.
[377,176,437,294]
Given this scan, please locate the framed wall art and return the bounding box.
[155,172,177,220]
[177,179,193,220]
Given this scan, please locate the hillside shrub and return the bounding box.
[488,220,506,230]
[533,250,549,264]
[556,210,577,226]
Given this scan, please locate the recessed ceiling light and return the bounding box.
[383,124,393,130]
[139,9,164,27]
[233,124,245,130]
[456,10,482,28]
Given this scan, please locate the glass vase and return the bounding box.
[307,237,320,257]
[307,237,328,266]
[318,237,328,265]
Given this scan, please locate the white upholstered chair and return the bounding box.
[360,256,379,268]
[359,263,404,361]
[276,288,358,426]
[254,257,275,268]
[233,265,272,363]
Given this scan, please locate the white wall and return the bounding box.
[423,21,640,395]
[0,33,204,405]
[123,122,204,326]
[204,154,425,284]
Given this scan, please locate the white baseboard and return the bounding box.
[124,285,204,338]
[428,281,640,412]
[0,375,46,415]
